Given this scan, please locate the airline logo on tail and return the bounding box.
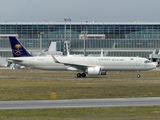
[13,44,23,56]
[9,36,32,57]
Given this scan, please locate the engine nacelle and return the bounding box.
[87,67,107,75]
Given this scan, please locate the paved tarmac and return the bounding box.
[0,97,160,109]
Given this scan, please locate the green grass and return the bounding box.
[0,69,160,100]
[1,107,160,120]
[0,69,160,119]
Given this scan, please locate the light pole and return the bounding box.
[81,31,88,56]
[64,17,71,40]
[64,17,71,55]
[40,32,44,56]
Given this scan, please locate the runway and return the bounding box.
[1,97,160,109]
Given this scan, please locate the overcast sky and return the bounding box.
[0,0,160,22]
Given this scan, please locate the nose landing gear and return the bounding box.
[137,71,141,78]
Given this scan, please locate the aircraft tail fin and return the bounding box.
[9,36,32,57]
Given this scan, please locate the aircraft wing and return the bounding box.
[51,55,91,69]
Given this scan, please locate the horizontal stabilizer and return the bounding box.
[7,58,23,63]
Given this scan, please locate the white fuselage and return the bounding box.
[7,55,156,71]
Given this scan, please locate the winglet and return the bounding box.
[51,55,60,63]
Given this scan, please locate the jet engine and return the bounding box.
[87,67,107,75]
[100,71,107,75]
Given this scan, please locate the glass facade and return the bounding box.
[0,22,160,57]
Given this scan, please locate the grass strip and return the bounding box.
[0,106,160,120]
[0,70,160,100]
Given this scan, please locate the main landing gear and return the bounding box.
[137,71,141,78]
[77,73,86,78]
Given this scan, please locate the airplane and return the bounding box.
[7,36,156,78]
[65,41,84,57]
[65,41,104,57]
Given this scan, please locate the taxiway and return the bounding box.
[0,97,160,109]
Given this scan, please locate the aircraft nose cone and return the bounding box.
[152,63,157,69]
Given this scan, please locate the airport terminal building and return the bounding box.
[0,22,160,59]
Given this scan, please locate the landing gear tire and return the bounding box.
[81,73,86,77]
[137,71,141,78]
[137,74,141,78]
[77,73,82,78]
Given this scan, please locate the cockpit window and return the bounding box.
[144,60,151,63]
